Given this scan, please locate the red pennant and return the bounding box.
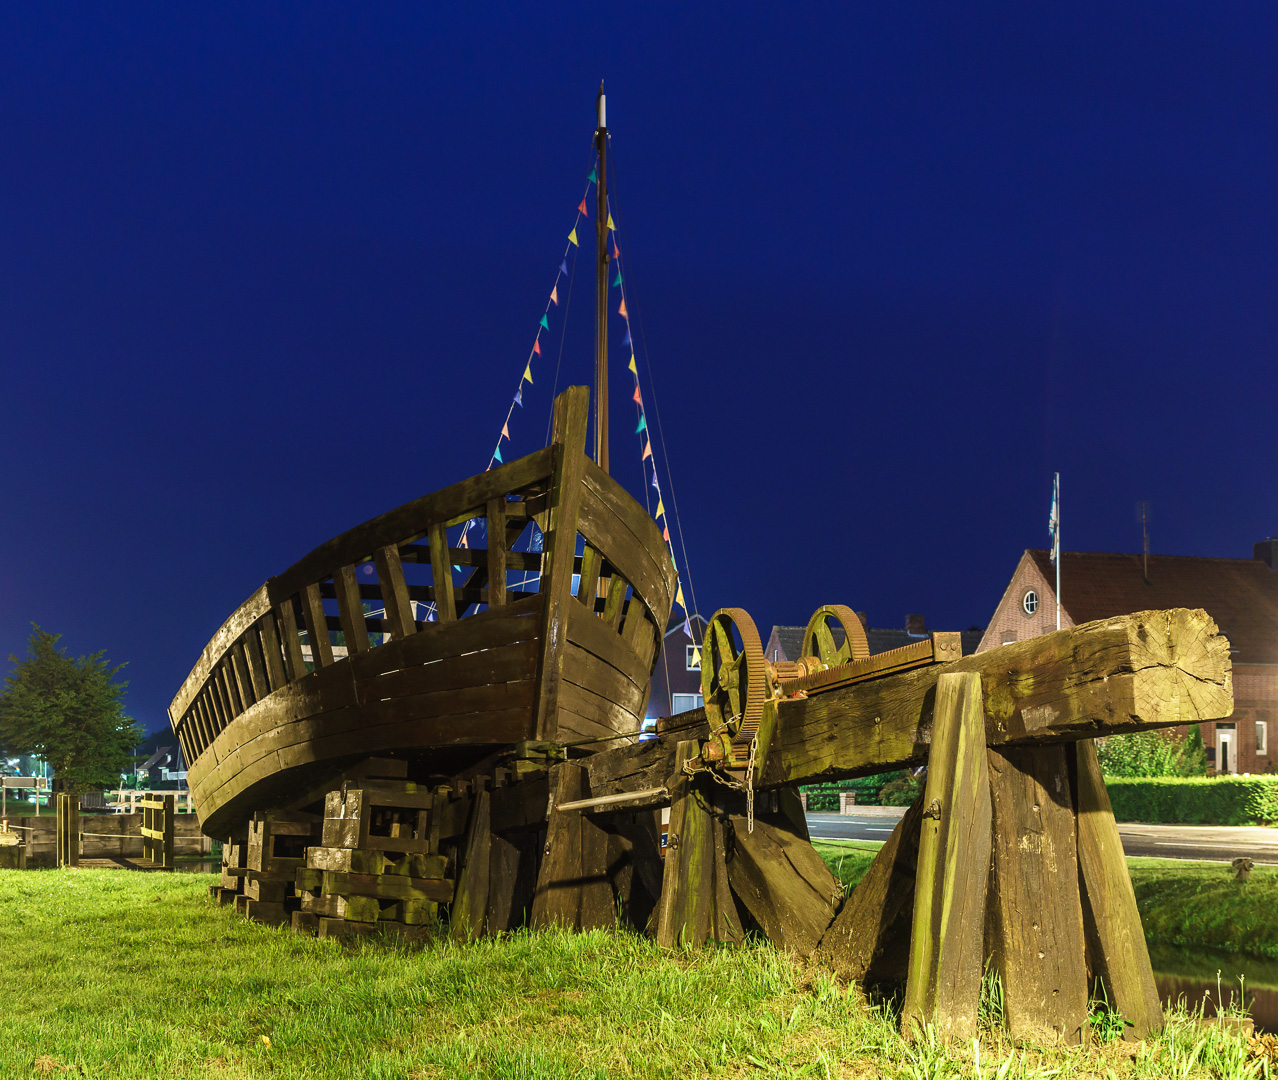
[632,385,642,405]
[642,441,652,460]
[550,284,558,306]
[613,241,620,260]
[619,299,627,318]
[662,525,670,542]
[578,199,588,217]
[533,338,541,356]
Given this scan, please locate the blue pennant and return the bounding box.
[559,259,568,276]
[514,389,523,407]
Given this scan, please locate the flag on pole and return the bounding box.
[1049,473,1060,566]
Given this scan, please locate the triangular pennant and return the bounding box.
[550,284,558,306]
[622,328,631,346]
[539,314,549,330]
[578,199,588,217]
[682,616,692,637]
[618,299,627,318]
[628,355,637,375]
[559,259,568,275]
[501,422,509,439]
[493,446,504,464]
[607,213,616,231]
[588,166,597,183]
[641,440,651,460]
[568,228,578,247]
[635,414,646,434]
[655,497,665,518]
[613,240,620,260]
[691,645,701,667]
[459,531,469,549]
[532,338,541,356]
[514,388,523,406]
[674,583,684,608]
[522,363,533,385]
[632,385,642,406]
[612,268,623,288]
[651,472,660,491]
[662,525,669,542]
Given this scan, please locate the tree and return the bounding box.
[0,625,143,794]
[1096,725,1207,778]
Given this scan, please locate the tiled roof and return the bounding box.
[1026,549,1278,664]
[767,625,983,662]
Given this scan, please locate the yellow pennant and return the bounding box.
[568,227,578,247]
[675,584,685,609]
[522,363,533,385]
[628,354,637,374]
[607,213,616,231]
[691,646,701,668]
[655,497,665,519]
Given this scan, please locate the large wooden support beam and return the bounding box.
[530,762,615,930]
[655,741,743,947]
[769,608,1229,787]
[902,673,991,1041]
[1072,739,1164,1040]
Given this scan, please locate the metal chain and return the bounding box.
[680,730,758,834]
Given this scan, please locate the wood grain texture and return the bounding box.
[334,564,371,655]
[529,761,615,930]
[655,741,743,947]
[486,497,507,609]
[1072,738,1164,1040]
[986,745,1088,1045]
[450,788,493,940]
[902,672,991,1042]
[768,608,1232,787]
[725,814,839,957]
[815,796,925,985]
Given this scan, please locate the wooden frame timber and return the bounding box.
[170,386,676,839]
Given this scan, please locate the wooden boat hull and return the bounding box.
[171,388,675,838]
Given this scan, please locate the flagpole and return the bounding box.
[594,83,609,473]
[1055,472,1061,631]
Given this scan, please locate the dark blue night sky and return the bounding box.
[2,4,1276,734]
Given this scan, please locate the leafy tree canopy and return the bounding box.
[0,625,143,794]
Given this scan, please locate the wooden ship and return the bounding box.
[169,93,1238,1046]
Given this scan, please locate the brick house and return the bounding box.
[977,541,1278,775]
[647,613,710,721]
[764,613,984,664]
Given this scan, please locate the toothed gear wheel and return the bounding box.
[701,607,772,765]
[802,604,871,669]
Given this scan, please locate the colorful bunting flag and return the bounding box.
[674,583,684,608]
[691,645,701,666]
[651,472,660,491]
[459,532,469,549]
[559,259,568,275]
[522,363,533,385]
[578,199,588,217]
[539,314,549,330]
[641,440,651,460]
[514,388,523,406]
[568,228,578,247]
[682,615,692,637]
[622,328,631,346]
[632,385,642,405]
[628,355,637,375]
[613,240,620,260]
[588,166,597,183]
[501,422,509,439]
[618,299,627,318]
[607,213,615,231]
[550,285,558,305]
[662,525,670,542]
[655,497,665,519]
[533,338,541,356]
[612,268,622,288]
[635,414,646,434]
[493,446,504,463]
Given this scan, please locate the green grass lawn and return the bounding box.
[0,868,1268,1079]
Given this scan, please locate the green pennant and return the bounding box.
[539,314,549,330]
[588,166,598,183]
[612,268,622,288]
[635,414,647,434]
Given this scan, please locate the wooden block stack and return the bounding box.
[231,811,321,926]
[210,839,248,905]
[292,780,455,940]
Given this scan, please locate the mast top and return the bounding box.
[596,81,606,130]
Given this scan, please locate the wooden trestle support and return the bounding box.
[213,606,1229,1046]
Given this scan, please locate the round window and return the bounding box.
[1022,590,1039,615]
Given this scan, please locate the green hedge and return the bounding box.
[1106,776,1278,825]
[802,772,910,810]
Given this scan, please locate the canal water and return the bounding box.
[1152,942,1278,1032]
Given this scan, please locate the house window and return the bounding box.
[1022,590,1039,615]
[1259,721,1269,757]
[686,645,701,671]
[671,692,703,714]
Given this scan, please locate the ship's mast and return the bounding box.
[593,83,609,473]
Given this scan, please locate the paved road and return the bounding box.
[806,809,1278,864]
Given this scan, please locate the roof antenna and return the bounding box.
[1136,501,1151,584]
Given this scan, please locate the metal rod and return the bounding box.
[556,786,667,813]
[594,82,610,473]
